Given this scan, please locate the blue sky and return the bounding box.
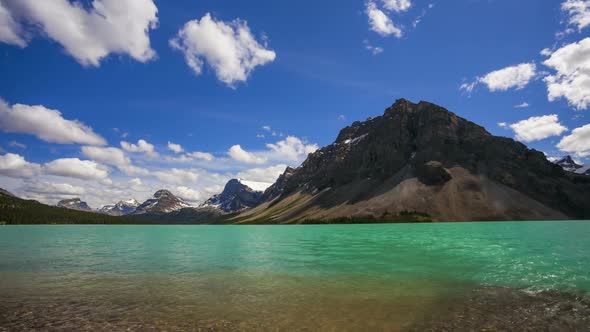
[0,0,589,207]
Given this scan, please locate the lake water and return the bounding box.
[1,221,589,331]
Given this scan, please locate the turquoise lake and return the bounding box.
[1,221,589,330]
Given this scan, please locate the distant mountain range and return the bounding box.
[2,98,589,224]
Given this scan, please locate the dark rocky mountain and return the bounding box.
[553,156,583,173]
[0,188,15,197]
[133,190,191,214]
[260,167,297,202]
[202,179,263,213]
[57,198,92,212]
[99,199,140,216]
[236,99,590,223]
[130,206,224,224]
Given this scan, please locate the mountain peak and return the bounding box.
[202,179,262,213]
[133,190,190,214]
[57,198,92,212]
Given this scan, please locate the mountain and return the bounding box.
[577,166,590,176]
[57,198,92,212]
[133,190,191,214]
[0,188,15,197]
[235,99,590,223]
[99,199,140,216]
[201,179,263,213]
[0,193,139,224]
[553,156,583,173]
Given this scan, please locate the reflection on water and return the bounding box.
[0,221,589,330]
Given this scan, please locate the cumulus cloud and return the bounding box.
[465,63,538,92]
[265,136,319,162]
[237,164,287,184]
[44,158,110,180]
[0,1,26,47]
[121,139,158,158]
[382,0,412,12]
[0,153,42,178]
[81,146,149,176]
[509,114,568,142]
[557,123,590,157]
[228,136,318,166]
[188,151,214,161]
[175,186,202,203]
[0,0,159,66]
[366,1,403,37]
[0,99,106,145]
[228,145,267,164]
[21,180,86,196]
[167,142,184,154]
[562,0,590,31]
[170,13,276,87]
[153,168,200,185]
[543,37,590,110]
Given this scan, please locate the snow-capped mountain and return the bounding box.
[553,156,583,173]
[577,165,590,176]
[201,179,263,213]
[99,199,140,216]
[133,190,191,214]
[57,198,92,212]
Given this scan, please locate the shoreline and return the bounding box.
[1,286,588,331]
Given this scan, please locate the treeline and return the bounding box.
[0,195,143,225]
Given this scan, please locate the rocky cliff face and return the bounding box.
[239,99,590,222]
[202,179,262,213]
[57,198,92,212]
[133,190,191,214]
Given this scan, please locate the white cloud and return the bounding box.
[562,0,590,32]
[170,13,276,87]
[0,99,106,145]
[0,153,42,178]
[509,114,568,142]
[121,139,158,158]
[8,140,26,149]
[187,151,214,161]
[228,136,318,166]
[382,0,412,12]
[265,136,319,162]
[167,142,184,154]
[237,164,287,184]
[459,81,478,94]
[363,39,384,55]
[262,125,272,131]
[366,1,403,37]
[0,1,26,47]
[21,180,86,196]
[1,0,159,66]
[175,186,202,203]
[557,123,590,157]
[498,122,508,128]
[228,145,267,164]
[81,146,149,176]
[153,168,200,185]
[543,37,590,110]
[479,63,537,92]
[514,102,530,108]
[44,158,109,180]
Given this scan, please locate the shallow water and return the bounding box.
[0,221,589,330]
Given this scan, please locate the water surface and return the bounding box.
[0,221,589,330]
